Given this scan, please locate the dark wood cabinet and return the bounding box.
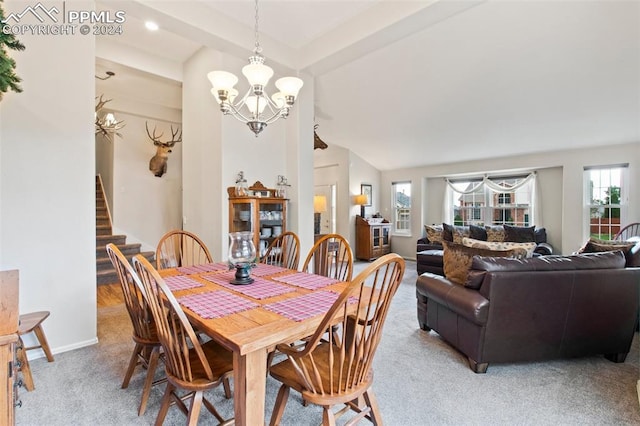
[355,216,391,261]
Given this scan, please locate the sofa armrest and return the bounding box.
[534,242,553,255]
[418,242,443,253]
[416,273,489,326]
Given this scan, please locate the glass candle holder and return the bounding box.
[228,231,256,284]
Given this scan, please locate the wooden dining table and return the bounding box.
[159,262,353,426]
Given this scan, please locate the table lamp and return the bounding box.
[354,194,368,218]
[313,195,327,235]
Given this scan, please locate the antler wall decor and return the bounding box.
[95,94,125,141]
[146,121,182,177]
[314,124,328,150]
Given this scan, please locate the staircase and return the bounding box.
[96,176,155,285]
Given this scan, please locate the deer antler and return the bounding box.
[95,95,125,141]
[146,122,182,146]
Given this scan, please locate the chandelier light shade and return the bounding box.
[207,0,303,136]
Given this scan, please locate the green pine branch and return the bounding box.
[0,0,25,100]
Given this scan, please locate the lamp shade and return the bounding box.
[313,195,327,213]
[354,194,368,206]
[207,71,238,91]
[246,96,268,114]
[242,62,274,87]
[275,77,304,98]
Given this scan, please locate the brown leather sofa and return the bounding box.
[416,251,640,373]
[416,226,552,276]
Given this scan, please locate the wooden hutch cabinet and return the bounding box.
[228,182,287,261]
[1,270,19,425]
[355,216,392,261]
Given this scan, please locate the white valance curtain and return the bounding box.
[443,172,542,226]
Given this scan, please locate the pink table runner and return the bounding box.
[250,263,289,277]
[163,275,205,291]
[263,291,343,322]
[176,262,229,275]
[272,272,339,290]
[201,271,295,300]
[177,290,258,319]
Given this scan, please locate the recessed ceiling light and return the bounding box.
[145,21,159,31]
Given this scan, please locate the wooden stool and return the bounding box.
[17,311,54,391]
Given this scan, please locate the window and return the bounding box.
[392,181,411,234]
[448,174,535,226]
[450,180,484,225]
[584,164,627,240]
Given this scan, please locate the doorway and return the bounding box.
[314,184,336,235]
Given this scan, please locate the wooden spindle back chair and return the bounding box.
[105,243,163,416]
[269,253,406,426]
[261,231,300,270]
[614,223,640,241]
[156,229,213,269]
[132,255,234,425]
[302,233,353,282]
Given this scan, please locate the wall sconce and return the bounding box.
[313,195,327,235]
[354,194,368,218]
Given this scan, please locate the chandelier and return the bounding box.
[95,94,125,141]
[207,0,303,136]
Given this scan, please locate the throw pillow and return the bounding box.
[442,223,454,242]
[504,225,536,243]
[443,223,471,243]
[462,237,536,258]
[485,225,506,242]
[443,241,516,287]
[578,238,638,267]
[424,224,444,244]
[469,224,488,241]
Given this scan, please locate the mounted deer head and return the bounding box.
[95,95,125,141]
[146,122,182,177]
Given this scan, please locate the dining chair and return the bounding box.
[260,231,300,270]
[302,233,353,282]
[132,255,234,426]
[156,229,213,270]
[614,223,640,241]
[106,243,164,416]
[268,253,406,426]
[16,311,54,391]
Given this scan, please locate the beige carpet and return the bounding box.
[15,260,640,425]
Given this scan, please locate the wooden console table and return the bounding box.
[0,270,19,424]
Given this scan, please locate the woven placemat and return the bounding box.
[177,290,258,319]
[201,271,295,300]
[176,262,229,275]
[263,291,342,322]
[271,272,339,290]
[163,275,205,291]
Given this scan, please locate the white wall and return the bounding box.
[381,142,640,259]
[0,0,97,354]
[314,145,350,242]
[183,48,314,260]
[110,114,183,251]
[313,145,380,249]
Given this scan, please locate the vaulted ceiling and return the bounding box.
[96,0,640,171]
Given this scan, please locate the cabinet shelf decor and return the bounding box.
[355,216,391,261]
[228,182,287,261]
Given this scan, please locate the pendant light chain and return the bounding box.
[253,0,262,55]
